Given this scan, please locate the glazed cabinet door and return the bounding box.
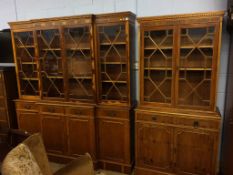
[177,24,219,109]
[174,128,217,175]
[96,23,129,104]
[141,26,175,105]
[17,112,40,133]
[41,114,65,154]
[136,122,173,172]
[64,25,95,102]
[12,31,40,98]
[97,118,130,163]
[36,28,65,99]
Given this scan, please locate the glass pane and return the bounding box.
[178,26,215,107]
[143,29,173,103]
[14,32,39,96]
[37,29,64,98]
[64,26,93,101]
[98,24,128,102]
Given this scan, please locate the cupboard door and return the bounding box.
[67,116,95,158]
[97,118,130,163]
[41,114,65,154]
[136,122,173,172]
[96,23,129,103]
[13,31,39,97]
[64,26,95,102]
[36,29,64,99]
[17,112,40,133]
[177,25,217,109]
[142,27,174,105]
[174,128,216,175]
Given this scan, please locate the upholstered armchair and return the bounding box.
[1,133,95,175]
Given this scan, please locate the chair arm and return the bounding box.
[54,153,94,175]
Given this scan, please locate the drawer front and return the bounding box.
[15,101,37,111]
[0,109,7,121]
[0,98,6,108]
[66,107,93,117]
[136,112,174,124]
[40,105,64,114]
[97,108,129,119]
[175,117,220,130]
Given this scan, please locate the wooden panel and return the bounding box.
[17,112,40,133]
[41,114,65,154]
[15,101,37,111]
[40,105,64,114]
[97,117,130,163]
[67,117,92,156]
[96,108,129,119]
[136,122,173,173]
[65,107,93,116]
[175,117,220,130]
[136,112,173,124]
[174,128,217,175]
[0,109,7,122]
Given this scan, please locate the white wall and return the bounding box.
[0,0,229,115]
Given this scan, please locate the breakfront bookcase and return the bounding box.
[135,11,224,175]
[9,15,97,162]
[94,12,136,173]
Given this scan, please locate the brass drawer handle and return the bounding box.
[193,121,199,128]
[25,105,31,109]
[152,116,157,121]
[48,108,55,113]
[75,111,82,115]
[108,112,116,117]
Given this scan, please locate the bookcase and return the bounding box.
[10,12,136,173]
[9,15,97,162]
[135,11,224,175]
[94,12,136,173]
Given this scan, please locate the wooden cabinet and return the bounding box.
[136,11,223,175]
[0,67,18,143]
[136,123,172,173]
[10,15,97,162]
[94,12,135,174]
[135,109,220,175]
[10,15,95,102]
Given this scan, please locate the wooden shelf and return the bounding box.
[101,62,127,65]
[42,48,61,51]
[21,62,37,65]
[100,41,126,45]
[70,76,92,79]
[102,80,127,84]
[179,68,212,71]
[21,77,39,81]
[66,47,91,50]
[180,45,214,49]
[17,45,35,48]
[144,67,172,70]
[144,46,173,50]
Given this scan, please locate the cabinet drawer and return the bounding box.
[0,109,7,121]
[97,108,129,119]
[0,98,6,108]
[66,107,93,116]
[136,112,174,124]
[175,117,220,130]
[40,105,64,114]
[15,101,37,111]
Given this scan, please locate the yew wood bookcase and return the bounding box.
[9,15,97,163]
[135,11,224,175]
[94,12,136,173]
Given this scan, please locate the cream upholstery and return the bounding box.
[1,133,94,175]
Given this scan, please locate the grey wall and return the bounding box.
[0,0,229,115]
